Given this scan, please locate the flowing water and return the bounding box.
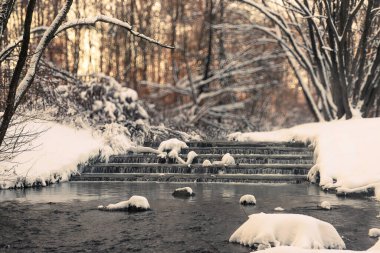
[1,182,380,253]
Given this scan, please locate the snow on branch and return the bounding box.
[55,15,174,49]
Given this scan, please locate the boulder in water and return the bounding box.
[172,187,195,197]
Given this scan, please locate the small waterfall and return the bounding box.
[74,141,314,183]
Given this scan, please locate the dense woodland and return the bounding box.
[1,0,380,140]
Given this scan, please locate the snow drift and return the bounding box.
[228,118,380,199]
[229,213,345,250]
[0,121,103,189]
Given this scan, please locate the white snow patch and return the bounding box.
[253,246,372,253]
[369,228,380,238]
[98,195,150,211]
[202,159,212,167]
[229,118,380,199]
[186,151,198,165]
[229,213,345,250]
[158,138,188,153]
[92,100,103,111]
[240,194,256,205]
[274,207,284,211]
[213,153,235,166]
[320,201,331,210]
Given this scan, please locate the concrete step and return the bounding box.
[82,163,311,175]
[109,154,313,164]
[71,173,307,184]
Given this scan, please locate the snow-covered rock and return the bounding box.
[98,196,150,212]
[274,207,284,211]
[369,228,380,238]
[229,118,380,200]
[158,138,188,153]
[229,213,345,250]
[320,201,331,210]
[240,194,256,205]
[172,187,195,197]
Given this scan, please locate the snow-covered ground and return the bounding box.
[229,213,345,250]
[229,118,380,199]
[0,120,139,189]
[0,121,104,189]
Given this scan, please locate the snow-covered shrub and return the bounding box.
[172,187,195,197]
[98,196,150,212]
[229,213,345,250]
[239,194,256,205]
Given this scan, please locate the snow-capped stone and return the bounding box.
[240,194,256,205]
[185,151,198,164]
[320,201,331,210]
[98,196,150,212]
[369,228,380,238]
[158,138,188,153]
[229,213,345,250]
[172,187,195,197]
[274,207,284,211]
[202,159,212,167]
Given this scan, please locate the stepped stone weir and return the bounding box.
[71,141,314,183]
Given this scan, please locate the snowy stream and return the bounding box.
[1,182,379,252]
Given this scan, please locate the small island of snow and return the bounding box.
[98,195,150,212]
[229,213,345,250]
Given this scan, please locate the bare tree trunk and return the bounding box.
[0,0,36,147]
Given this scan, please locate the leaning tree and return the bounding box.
[0,0,173,151]
[237,0,380,121]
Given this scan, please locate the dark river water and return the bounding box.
[1,182,380,253]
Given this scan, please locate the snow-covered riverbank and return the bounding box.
[229,118,380,199]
